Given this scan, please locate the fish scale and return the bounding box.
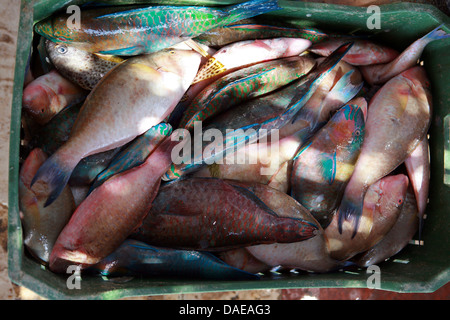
[130,178,317,251]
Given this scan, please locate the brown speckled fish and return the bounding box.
[31,49,202,207]
[130,177,318,251]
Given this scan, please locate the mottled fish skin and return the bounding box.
[179,55,315,130]
[404,136,430,232]
[326,174,409,261]
[360,24,450,85]
[230,180,341,273]
[351,186,419,268]
[19,148,75,264]
[337,66,432,237]
[31,49,202,207]
[35,0,282,55]
[130,177,318,251]
[22,70,87,125]
[169,37,312,127]
[194,21,328,47]
[89,122,172,193]
[87,239,259,280]
[45,40,124,90]
[291,98,366,228]
[49,137,182,273]
[309,38,399,66]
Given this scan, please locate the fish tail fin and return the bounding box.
[289,42,355,124]
[337,194,365,238]
[30,150,78,207]
[224,0,282,24]
[422,24,450,42]
[327,69,364,105]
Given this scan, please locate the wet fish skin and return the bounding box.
[19,148,75,264]
[337,66,432,237]
[45,40,124,90]
[35,0,282,55]
[89,122,172,193]
[130,177,318,251]
[217,248,271,274]
[31,49,202,207]
[326,174,409,261]
[291,98,366,228]
[309,38,399,66]
[49,137,181,273]
[22,69,87,125]
[87,239,259,280]
[360,24,450,85]
[351,186,419,268]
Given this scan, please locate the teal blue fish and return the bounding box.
[87,239,259,280]
[89,122,172,193]
[35,0,282,55]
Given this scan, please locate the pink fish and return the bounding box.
[360,24,450,85]
[22,70,87,125]
[217,248,271,274]
[310,38,399,66]
[49,137,181,273]
[337,66,431,237]
[326,174,409,261]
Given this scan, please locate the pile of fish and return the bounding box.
[19,0,447,281]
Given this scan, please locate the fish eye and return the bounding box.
[398,198,403,205]
[354,130,360,136]
[56,45,68,54]
[169,50,175,54]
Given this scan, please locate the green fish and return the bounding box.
[35,0,282,56]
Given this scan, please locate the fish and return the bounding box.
[45,40,124,90]
[351,186,420,267]
[35,0,282,56]
[22,69,88,125]
[87,239,259,280]
[291,98,366,228]
[337,66,432,237]
[194,20,328,47]
[164,42,355,181]
[230,180,341,273]
[360,24,450,85]
[48,136,182,273]
[89,122,172,193]
[19,148,75,264]
[179,55,315,130]
[169,37,312,127]
[217,248,271,274]
[404,136,430,238]
[309,38,399,66]
[130,177,318,251]
[326,174,409,261]
[31,48,202,207]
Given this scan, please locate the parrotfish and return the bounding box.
[230,180,341,273]
[49,137,182,273]
[351,186,420,267]
[45,40,124,90]
[169,37,312,127]
[89,122,172,193]
[22,69,88,125]
[217,248,271,274]
[19,148,75,264]
[179,55,315,130]
[130,177,318,251]
[337,66,432,237]
[326,174,409,261]
[35,0,282,55]
[31,49,202,207]
[194,20,328,47]
[360,24,450,85]
[309,38,399,66]
[164,43,355,181]
[87,239,259,280]
[291,98,366,228]
[404,136,430,237]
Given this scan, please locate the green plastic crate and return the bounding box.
[8,0,450,299]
